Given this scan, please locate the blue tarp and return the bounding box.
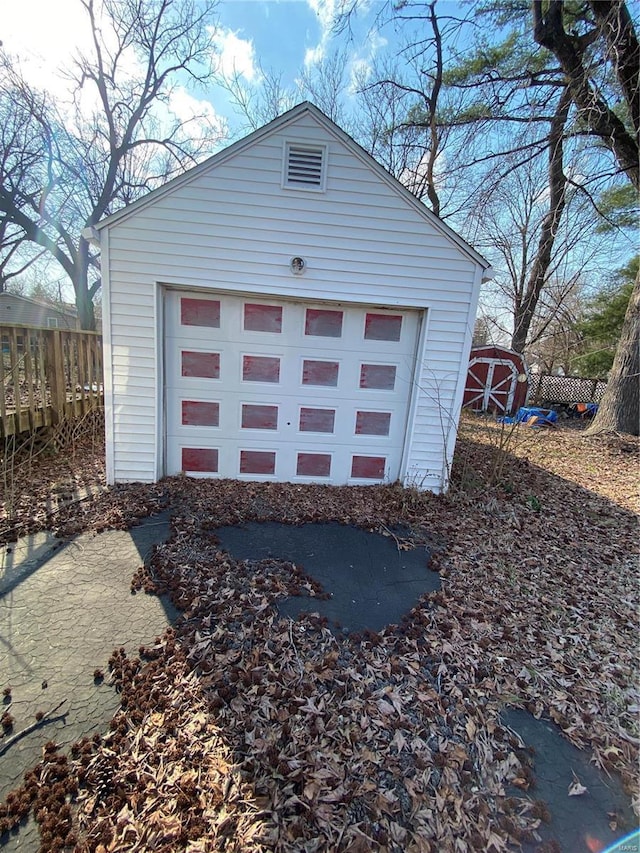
[570,402,599,418]
[499,407,559,426]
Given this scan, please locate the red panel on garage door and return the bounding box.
[305,309,343,337]
[364,313,402,341]
[360,364,396,390]
[351,455,385,479]
[242,355,280,383]
[182,448,219,472]
[241,404,278,430]
[297,453,331,477]
[182,401,220,427]
[299,408,335,433]
[244,303,283,333]
[181,298,220,328]
[355,411,391,436]
[182,351,220,379]
[240,450,276,474]
[302,360,339,386]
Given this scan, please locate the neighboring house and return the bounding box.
[92,102,491,492]
[0,293,79,330]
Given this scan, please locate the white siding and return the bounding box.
[104,109,481,489]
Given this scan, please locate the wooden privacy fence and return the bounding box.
[0,324,103,437]
[529,372,607,406]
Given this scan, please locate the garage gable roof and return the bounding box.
[94,101,490,270]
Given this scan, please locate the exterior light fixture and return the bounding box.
[290,257,306,275]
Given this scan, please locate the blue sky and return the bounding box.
[209,0,393,128]
[219,1,328,72]
[2,0,393,135]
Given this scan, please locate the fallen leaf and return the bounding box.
[568,772,588,796]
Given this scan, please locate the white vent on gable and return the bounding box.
[284,143,326,191]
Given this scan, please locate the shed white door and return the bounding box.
[466,357,518,414]
[164,290,421,484]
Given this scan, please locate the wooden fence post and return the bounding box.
[46,329,66,424]
[8,327,22,433]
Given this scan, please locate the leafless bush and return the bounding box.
[452,411,543,492]
[0,409,105,526]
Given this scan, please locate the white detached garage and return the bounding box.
[94,102,490,492]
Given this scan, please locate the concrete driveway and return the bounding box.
[0,515,177,851]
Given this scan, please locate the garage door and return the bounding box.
[164,290,421,484]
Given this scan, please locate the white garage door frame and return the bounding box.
[159,284,428,486]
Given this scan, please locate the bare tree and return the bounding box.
[215,65,299,134]
[299,49,350,126]
[350,60,416,184]
[465,126,605,354]
[217,49,351,135]
[347,0,471,216]
[0,222,47,293]
[336,0,602,352]
[356,1,449,215]
[0,0,225,329]
[0,90,45,291]
[0,72,66,293]
[511,87,571,353]
[525,279,585,374]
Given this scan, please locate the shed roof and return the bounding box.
[470,345,526,362]
[94,101,491,272]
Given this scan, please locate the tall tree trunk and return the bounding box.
[75,287,96,331]
[533,0,639,190]
[585,271,639,436]
[588,1,640,141]
[74,236,96,331]
[424,0,443,219]
[511,88,571,354]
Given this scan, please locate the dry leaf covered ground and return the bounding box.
[0,415,638,852]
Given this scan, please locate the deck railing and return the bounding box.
[0,324,103,437]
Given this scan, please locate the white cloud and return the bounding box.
[3,0,80,60]
[304,0,340,67]
[306,0,340,35]
[167,88,228,147]
[2,0,92,96]
[303,43,325,67]
[3,1,228,166]
[348,57,371,90]
[2,0,144,116]
[399,149,448,198]
[304,0,386,71]
[347,29,388,91]
[3,2,228,145]
[210,28,259,82]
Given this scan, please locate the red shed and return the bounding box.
[463,346,528,414]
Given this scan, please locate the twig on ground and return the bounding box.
[0,698,67,756]
[288,619,304,677]
[379,523,403,552]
